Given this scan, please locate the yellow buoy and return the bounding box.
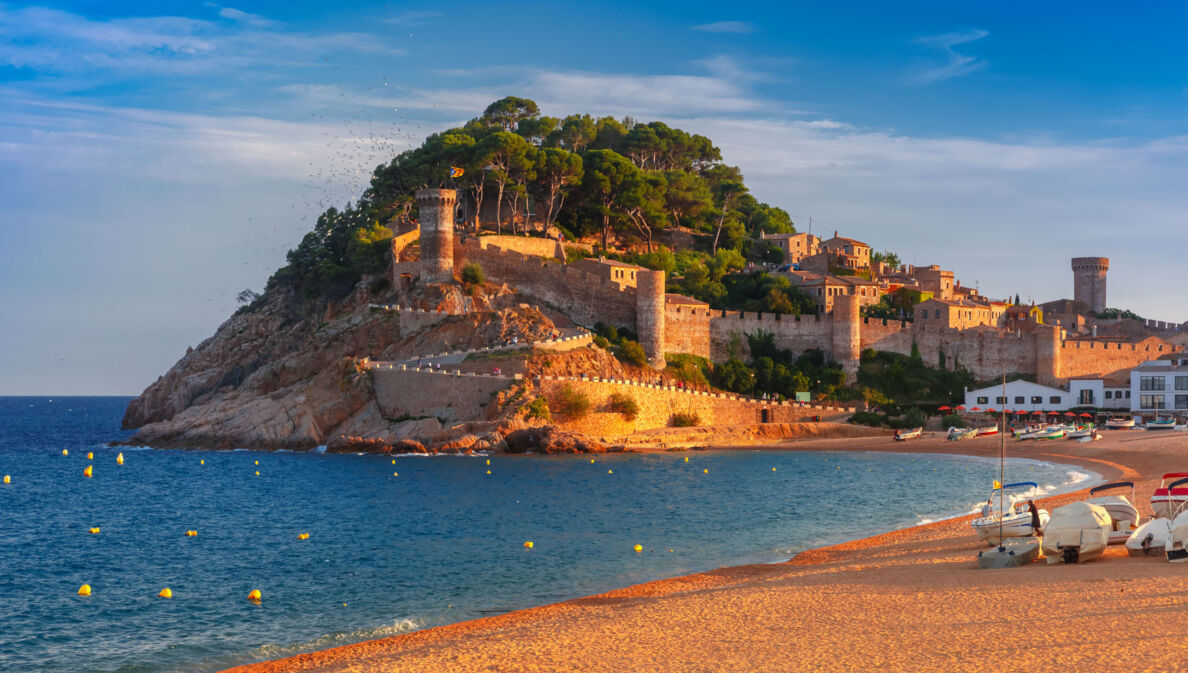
[392,459,396,464]
[633,544,643,553]
[523,541,534,549]
[158,588,172,599]
[78,584,91,596]
[247,589,262,601]
[703,468,708,474]
[254,460,259,466]
[683,456,689,463]
[607,469,613,474]
[590,459,595,464]
[83,465,93,478]
[2,475,9,484]
[200,459,204,465]
[89,527,100,534]
[116,453,124,465]
[298,532,310,540]
[62,449,69,456]
[486,459,490,465]
[393,472,398,477]
[87,452,93,460]
[486,470,491,475]
[772,467,776,471]
[185,530,197,537]
[255,471,259,476]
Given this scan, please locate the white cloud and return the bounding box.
[691,21,755,34]
[910,29,989,84]
[217,7,282,29]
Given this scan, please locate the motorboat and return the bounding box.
[975,426,999,436]
[970,482,1049,545]
[1042,501,1111,564]
[894,427,922,441]
[1169,508,1188,562]
[1150,474,1188,519]
[1086,481,1141,545]
[947,427,976,441]
[1105,417,1136,430]
[1146,418,1177,430]
[1126,518,1170,557]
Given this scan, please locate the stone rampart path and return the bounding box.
[359,362,854,415]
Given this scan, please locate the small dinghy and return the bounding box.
[1042,501,1111,564]
[971,482,1048,545]
[1032,426,1066,440]
[1126,518,1171,557]
[975,426,999,436]
[1146,418,1177,431]
[1105,417,1136,430]
[1086,481,1141,544]
[1150,474,1188,519]
[977,536,1041,569]
[894,427,922,441]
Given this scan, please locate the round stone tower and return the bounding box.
[831,293,861,383]
[1071,257,1109,314]
[635,270,666,369]
[416,188,456,283]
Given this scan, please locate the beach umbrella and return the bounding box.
[985,408,997,414]
[938,405,951,411]
[1063,412,1076,417]
[956,405,966,410]
[1032,410,1044,416]
[970,406,981,412]
[1047,411,1060,416]
[1079,412,1093,418]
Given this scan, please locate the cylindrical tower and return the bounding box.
[635,270,666,369]
[1071,257,1108,314]
[831,293,861,383]
[416,189,457,283]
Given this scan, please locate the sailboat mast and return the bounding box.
[998,366,1006,546]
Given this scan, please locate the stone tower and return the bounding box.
[1071,257,1109,314]
[831,293,861,382]
[635,270,666,369]
[416,189,456,282]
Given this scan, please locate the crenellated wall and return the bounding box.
[471,235,566,260]
[665,304,712,360]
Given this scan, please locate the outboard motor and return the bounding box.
[1062,546,1080,564]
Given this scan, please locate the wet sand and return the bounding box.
[225,430,1188,673]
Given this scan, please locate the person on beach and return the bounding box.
[1028,500,1042,533]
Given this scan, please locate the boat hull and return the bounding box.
[972,510,1048,546]
[1042,502,1111,564]
[1086,495,1140,544]
[1126,519,1170,557]
[977,536,1040,569]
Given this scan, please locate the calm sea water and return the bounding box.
[0,397,1096,673]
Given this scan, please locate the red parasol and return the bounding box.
[1063,412,1076,417]
[1047,411,1060,416]
[1032,410,1045,415]
[985,408,997,413]
[1079,412,1093,418]
[938,405,951,411]
[970,407,981,412]
[956,405,966,410]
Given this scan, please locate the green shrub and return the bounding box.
[902,407,926,427]
[665,353,710,386]
[848,411,886,427]
[670,412,700,427]
[618,340,649,367]
[524,397,550,422]
[461,262,484,286]
[607,393,639,420]
[941,413,964,428]
[553,384,591,418]
[593,335,610,349]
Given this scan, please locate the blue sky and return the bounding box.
[3,1,1188,394]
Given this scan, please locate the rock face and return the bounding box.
[504,427,608,454]
[122,278,556,451]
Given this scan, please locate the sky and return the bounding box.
[3,1,1188,395]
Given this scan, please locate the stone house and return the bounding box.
[760,232,820,265]
[784,271,880,313]
[819,232,871,270]
[914,298,1003,330]
[568,257,644,291]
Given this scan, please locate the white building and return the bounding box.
[963,377,1126,412]
[1129,360,1188,413]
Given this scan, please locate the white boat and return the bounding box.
[975,426,999,436]
[1042,501,1111,564]
[1150,473,1188,519]
[1086,481,1141,545]
[1031,427,1066,441]
[947,427,976,441]
[1126,518,1170,557]
[894,427,922,441]
[1066,426,1096,439]
[970,482,1049,546]
[1146,418,1177,430]
[1105,417,1136,430]
[1169,510,1188,563]
[977,536,1041,569]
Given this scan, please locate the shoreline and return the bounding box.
[221,430,1182,673]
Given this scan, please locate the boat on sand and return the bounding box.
[970,482,1048,546]
[1126,518,1170,557]
[1150,474,1188,519]
[1042,501,1111,564]
[893,427,922,441]
[1086,481,1141,545]
[1105,417,1136,430]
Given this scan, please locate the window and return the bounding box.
[977,396,988,404]
[1050,396,1062,405]
[1105,391,1113,400]
[1141,376,1166,391]
[1014,396,1025,404]
[1031,396,1043,404]
[1126,391,1131,398]
[1177,395,1188,410]
[1079,390,1094,405]
[995,396,1006,405]
[1177,376,1188,391]
[1141,394,1167,410]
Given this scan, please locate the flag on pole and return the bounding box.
[993,480,1002,490]
[450,166,464,178]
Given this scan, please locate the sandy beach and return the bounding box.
[224,429,1188,673]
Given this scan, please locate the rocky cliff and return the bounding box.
[122,277,559,451]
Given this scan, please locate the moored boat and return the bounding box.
[1031,427,1066,440]
[970,482,1049,545]
[1126,518,1170,557]
[975,426,998,436]
[1150,474,1188,519]
[1086,481,1141,545]
[1146,418,1177,430]
[947,427,977,441]
[1042,501,1111,564]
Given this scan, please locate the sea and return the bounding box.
[0,396,1098,673]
